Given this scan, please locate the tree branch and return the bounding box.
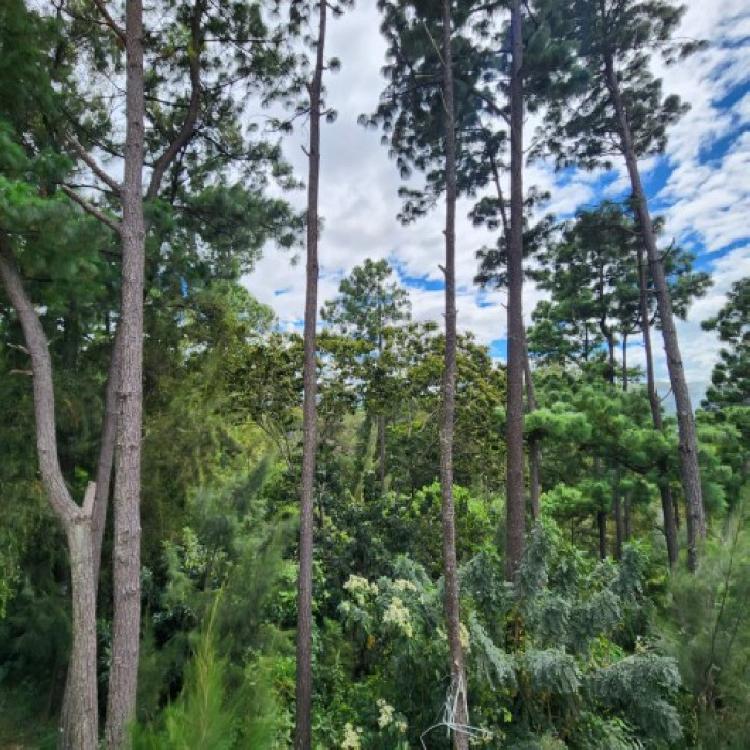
[146,0,205,200]
[92,0,126,43]
[0,233,78,523]
[67,136,122,194]
[60,185,122,235]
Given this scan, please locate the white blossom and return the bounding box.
[392,578,417,593]
[383,596,413,637]
[340,722,363,749]
[377,698,395,728]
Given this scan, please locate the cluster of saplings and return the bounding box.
[0,1,748,749]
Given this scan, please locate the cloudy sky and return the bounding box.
[243,0,750,402]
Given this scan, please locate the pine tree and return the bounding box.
[540,0,708,569]
[702,277,750,410]
[321,259,411,489]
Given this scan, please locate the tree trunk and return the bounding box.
[624,495,632,540]
[0,238,99,749]
[106,1,146,745]
[505,0,526,581]
[637,243,679,569]
[622,332,628,391]
[60,320,122,747]
[523,340,541,521]
[440,3,469,747]
[92,327,122,586]
[295,4,326,747]
[63,517,99,750]
[597,509,607,560]
[605,53,704,571]
[613,488,624,560]
[377,413,386,492]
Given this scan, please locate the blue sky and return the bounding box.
[244,0,750,404]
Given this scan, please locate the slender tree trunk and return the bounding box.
[64,516,99,750]
[523,340,541,520]
[489,148,540,525]
[597,509,607,560]
[505,0,526,580]
[613,487,624,560]
[295,4,326,747]
[92,326,122,587]
[377,413,386,491]
[60,328,121,747]
[622,332,628,391]
[605,53,704,571]
[624,495,632,540]
[440,4,469,747]
[637,244,679,569]
[106,1,146,745]
[0,238,99,749]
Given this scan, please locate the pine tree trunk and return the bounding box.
[377,413,386,492]
[505,0,526,580]
[106,1,146,745]
[295,4,326,747]
[637,244,679,568]
[613,488,624,560]
[92,327,122,586]
[63,519,99,750]
[605,53,704,571]
[622,332,628,391]
[440,3,469,747]
[60,329,120,746]
[624,495,632,540]
[0,238,99,749]
[597,509,607,560]
[523,340,541,520]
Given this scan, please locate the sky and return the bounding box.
[243,0,750,404]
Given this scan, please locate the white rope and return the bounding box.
[419,675,492,748]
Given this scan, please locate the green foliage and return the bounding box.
[134,597,284,749]
[327,523,682,749]
[661,501,750,748]
[702,277,750,409]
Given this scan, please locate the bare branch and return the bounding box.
[61,185,122,235]
[67,137,122,194]
[146,0,205,200]
[0,233,78,523]
[92,0,126,43]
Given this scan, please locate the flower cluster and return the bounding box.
[377,698,395,728]
[460,622,471,653]
[383,596,413,638]
[343,574,379,604]
[392,578,417,593]
[340,722,363,749]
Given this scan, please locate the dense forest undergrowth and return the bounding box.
[1,0,749,748]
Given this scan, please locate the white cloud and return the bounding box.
[243,0,749,399]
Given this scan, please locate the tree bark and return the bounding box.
[439,3,469,747]
[0,237,99,749]
[605,53,704,571]
[613,488,624,560]
[597,509,607,561]
[637,244,679,568]
[92,326,123,587]
[505,0,526,580]
[624,495,632,540]
[294,4,326,747]
[489,139,540,525]
[377,413,386,492]
[64,513,99,750]
[60,327,121,747]
[105,0,146,745]
[523,341,541,521]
